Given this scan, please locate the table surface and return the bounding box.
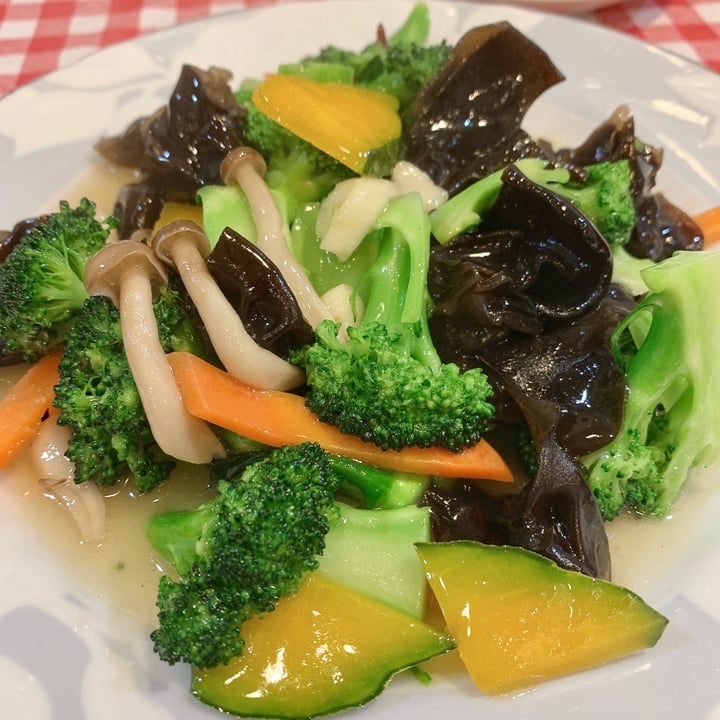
[0,0,719,99]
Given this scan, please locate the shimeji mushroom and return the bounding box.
[152,219,305,391]
[84,238,226,464]
[220,146,333,329]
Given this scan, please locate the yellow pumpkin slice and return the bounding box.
[251,74,402,175]
[192,572,454,719]
[151,201,204,233]
[416,541,668,695]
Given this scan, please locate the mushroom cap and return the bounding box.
[220,146,268,185]
[84,238,169,306]
[152,219,212,266]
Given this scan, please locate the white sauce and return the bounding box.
[1,439,215,626]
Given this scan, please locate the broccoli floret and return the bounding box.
[146,442,432,667]
[583,250,720,519]
[146,443,340,668]
[0,198,115,360]
[430,158,636,246]
[242,102,354,219]
[53,284,205,493]
[296,3,450,120]
[291,192,494,452]
[546,161,636,245]
[309,41,450,119]
[515,425,539,478]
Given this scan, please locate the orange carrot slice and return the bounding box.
[0,351,61,468]
[695,206,720,247]
[168,351,513,482]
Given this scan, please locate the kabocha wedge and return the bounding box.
[251,74,402,175]
[192,572,454,719]
[416,541,668,695]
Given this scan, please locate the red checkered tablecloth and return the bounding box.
[0,0,718,97]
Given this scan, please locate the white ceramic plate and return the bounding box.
[1,1,720,718]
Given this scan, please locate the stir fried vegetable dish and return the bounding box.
[1,3,719,718]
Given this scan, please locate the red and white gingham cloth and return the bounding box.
[0,0,719,97]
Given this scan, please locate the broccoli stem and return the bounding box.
[317,501,432,618]
[145,504,215,577]
[208,440,428,510]
[387,2,431,45]
[328,453,429,509]
[362,192,441,368]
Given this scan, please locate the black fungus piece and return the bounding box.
[481,165,613,319]
[428,163,614,364]
[112,181,166,239]
[425,395,611,581]
[428,230,546,355]
[423,289,634,581]
[479,286,634,457]
[628,192,704,261]
[95,65,246,205]
[206,227,314,359]
[403,22,564,194]
[513,418,612,580]
[543,104,704,260]
[94,116,148,169]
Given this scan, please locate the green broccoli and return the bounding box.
[430,158,636,246]
[611,244,653,297]
[290,192,494,452]
[582,250,720,519]
[0,198,115,361]
[53,283,206,493]
[209,440,429,510]
[329,452,429,509]
[147,443,339,668]
[146,442,432,668]
[546,160,636,245]
[316,500,431,618]
[289,2,451,121]
[241,102,355,219]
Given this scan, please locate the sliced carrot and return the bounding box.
[695,206,720,247]
[0,351,61,468]
[168,351,513,483]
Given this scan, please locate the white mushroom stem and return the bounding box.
[118,267,226,463]
[221,147,332,329]
[152,221,305,391]
[30,413,106,543]
[84,240,226,464]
